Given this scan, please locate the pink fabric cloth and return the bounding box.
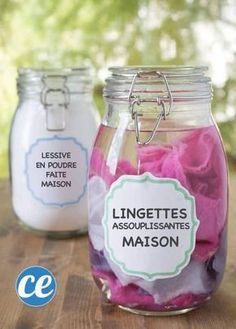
[90,126,227,262]
[93,270,154,306]
[90,148,115,186]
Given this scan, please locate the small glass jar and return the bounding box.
[88,66,228,315]
[10,67,99,237]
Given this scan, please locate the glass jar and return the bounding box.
[88,66,228,315]
[10,67,100,237]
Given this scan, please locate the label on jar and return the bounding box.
[25,135,88,207]
[102,173,199,280]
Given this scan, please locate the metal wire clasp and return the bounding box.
[41,75,70,131]
[128,71,173,145]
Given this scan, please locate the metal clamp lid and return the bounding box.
[128,71,173,145]
[41,75,70,131]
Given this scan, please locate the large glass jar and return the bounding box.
[88,66,228,315]
[10,67,99,237]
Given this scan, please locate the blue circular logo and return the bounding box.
[15,265,57,307]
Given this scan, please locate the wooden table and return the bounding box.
[0,177,236,329]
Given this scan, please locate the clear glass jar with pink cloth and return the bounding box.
[88,66,228,316]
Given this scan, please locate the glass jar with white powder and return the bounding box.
[10,67,99,237]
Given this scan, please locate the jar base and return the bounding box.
[94,274,212,317]
[118,305,198,316]
[16,218,88,239]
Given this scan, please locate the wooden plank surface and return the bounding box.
[0,176,236,329]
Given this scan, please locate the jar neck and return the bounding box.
[102,100,213,142]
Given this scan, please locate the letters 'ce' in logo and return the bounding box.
[15,266,57,307]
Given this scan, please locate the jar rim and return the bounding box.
[104,65,212,104]
[17,66,94,97]
[18,66,93,77]
[108,65,208,74]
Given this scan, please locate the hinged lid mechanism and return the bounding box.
[17,67,93,131]
[104,66,212,145]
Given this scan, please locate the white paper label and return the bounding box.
[25,135,88,207]
[103,173,199,280]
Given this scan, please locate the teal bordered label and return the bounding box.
[25,135,88,207]
[102,173,199,281]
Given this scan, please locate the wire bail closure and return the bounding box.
[128,71,173,145]
[41,75,70,131]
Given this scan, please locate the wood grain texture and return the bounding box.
[0,177,235,329]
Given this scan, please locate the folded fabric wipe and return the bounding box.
[88,126,227,310]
